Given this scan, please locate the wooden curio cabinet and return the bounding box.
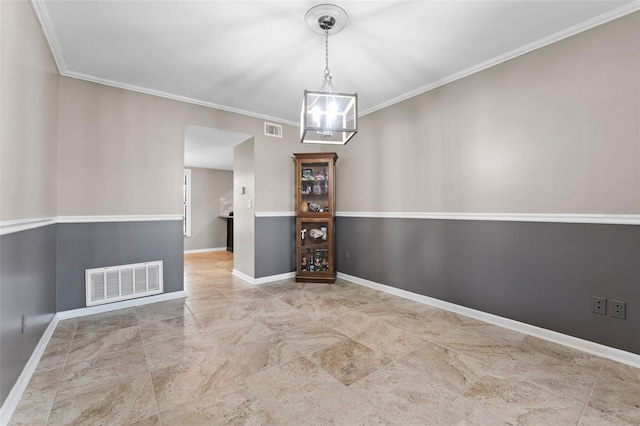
[294,152,338,283]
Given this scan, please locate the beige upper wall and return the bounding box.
[253,125,318,213]
[58,77,183,215]
[332,11,640,215]
[8,1,637,221]
[1,0,59,221]
[57,76,302,278]
[57,77,301,216]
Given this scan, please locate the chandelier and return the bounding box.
[300,4,358,145]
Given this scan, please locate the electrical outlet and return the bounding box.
[610,300,626,319]
[592,296,607,315]
[344,250,349,260]
[21,314,27,334]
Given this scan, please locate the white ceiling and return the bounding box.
[33,0,639,169]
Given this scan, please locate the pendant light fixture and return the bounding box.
[301,4,358,145]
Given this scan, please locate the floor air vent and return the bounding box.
[85,261,163,307]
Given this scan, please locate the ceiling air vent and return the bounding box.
[264,122,283,138]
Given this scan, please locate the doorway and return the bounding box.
[183,124,250,275]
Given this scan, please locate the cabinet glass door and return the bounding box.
[299,160,331,214]
[297,219,333,278]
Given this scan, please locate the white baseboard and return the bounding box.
[254,212,296,217]
[231,269,255,284]
[1,291,188,422]
[3,272,636,425]
[232,269,295,286]
[0,315,59,425]
[184,247,227,254]
[57,291,186,319]
[254,272,296,285]
[338,272,640,369]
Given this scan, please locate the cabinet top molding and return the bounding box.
[293,152,338,162]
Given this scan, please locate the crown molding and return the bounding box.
[359,0,640,117]
[29,0,640,125]
[30,0,66,74]
[62,70,299,127]
[30,1,297,127]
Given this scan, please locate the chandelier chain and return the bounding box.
[324,29,330,78]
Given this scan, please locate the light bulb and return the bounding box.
[312,106,322,127]
[326,101,338,128]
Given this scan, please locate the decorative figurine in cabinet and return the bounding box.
[294,152,337,283]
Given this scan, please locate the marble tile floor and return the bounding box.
[10,251,640,425]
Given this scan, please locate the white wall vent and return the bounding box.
[264,122,283,138]
[85,261,163,307]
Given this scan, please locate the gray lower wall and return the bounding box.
[336,217,640,355]
[0,225,57,406]
[56,220,184,311]
[255,216,296,278]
